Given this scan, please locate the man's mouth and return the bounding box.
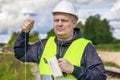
[57,27,64,31]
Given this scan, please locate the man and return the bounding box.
[14,0,106,80]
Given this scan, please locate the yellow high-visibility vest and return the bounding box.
[39,37,91,80]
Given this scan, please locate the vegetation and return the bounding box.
[7,32,19,48]
[1,31,39,80]
[0,43,5,47]
[47,14,115,45]
[95,39,120,51]
[6,14,119,48]
[6,31,40,47]
[95,43,120,51]
[29,31,40,44]
[1,14,119,80]
[47,28,55,38]
[104,62,120,69]
[83,14,113,44]
[46,14,120,51]
[76,21,84,35]
[0,53,33,80]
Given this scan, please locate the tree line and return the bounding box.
[48,14,115,44]
[7,14,119,47]
[6,31,40,47]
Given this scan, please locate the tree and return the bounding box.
[7,32,19,47]
[83,14,113,44]
[47,28,55,38]
[29,31,40,44]
[76,21,84,35]
[7,31,40,47]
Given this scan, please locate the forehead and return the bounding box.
[53,12,71,18]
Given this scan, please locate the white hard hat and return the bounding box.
[52,0,78,21]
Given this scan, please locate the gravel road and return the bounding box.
[98,51,120,66]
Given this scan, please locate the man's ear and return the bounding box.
[72,21,77,28]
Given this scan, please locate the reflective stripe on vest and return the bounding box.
[39,37,91,80]
[40,74,76,80]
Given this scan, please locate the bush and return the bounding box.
[0,54,33,80]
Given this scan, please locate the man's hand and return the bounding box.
[22,18,34,33]
[58,58,74,74]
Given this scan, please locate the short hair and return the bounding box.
[70,15,77,22]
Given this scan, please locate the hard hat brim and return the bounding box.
[52,11,78,21]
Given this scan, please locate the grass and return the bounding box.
[0,53,34,80]
[95,43,120,51]
[104,62,120,69]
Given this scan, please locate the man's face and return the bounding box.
[54,12,76,40]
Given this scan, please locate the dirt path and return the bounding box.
[30,63,40,80]
[98,51,120,66]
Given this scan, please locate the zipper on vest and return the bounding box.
[58,41,64,58]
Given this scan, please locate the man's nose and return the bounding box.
[58,20,62,26]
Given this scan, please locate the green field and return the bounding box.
[0,53,34,80]
[104,62,120,69]
[95,43,120,51]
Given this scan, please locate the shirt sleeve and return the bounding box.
[72,43,106,80]
[14,31,47,64]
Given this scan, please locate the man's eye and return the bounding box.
[54,19,69,22]
[61,19,69,22]
[54,19,59,22]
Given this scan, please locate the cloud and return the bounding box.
[101,0,120,38]
[0,0,79,35]
[103,0,120,20]
[0,0,59,34]
[110,21,120,29]
[0,34,11,43]
[39,34,47,39]
[0,0,120,43]
[113,29,120,39]
[0,0,61,43]
[77,0,120,39]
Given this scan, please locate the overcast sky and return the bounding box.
[0,0,120,43]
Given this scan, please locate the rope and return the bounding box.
[25,32,27,80]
